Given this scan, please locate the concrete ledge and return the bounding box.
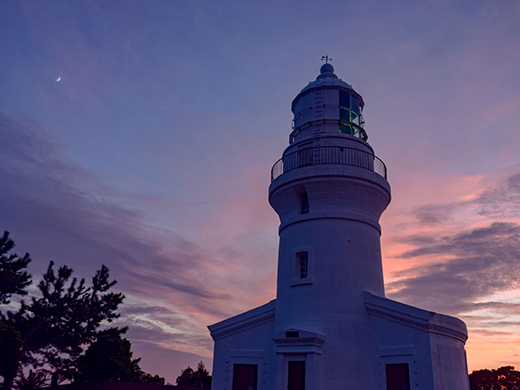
[363,291,468,343]
[208,300,276,341]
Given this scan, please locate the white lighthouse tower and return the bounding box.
[209,63,470,390]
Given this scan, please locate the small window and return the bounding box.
[299,253,308,279]
[300,193,309,214]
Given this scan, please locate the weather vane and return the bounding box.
[321,55,332,64]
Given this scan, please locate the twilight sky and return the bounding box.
[1,0,520,384]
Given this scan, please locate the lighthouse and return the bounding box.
[209,63,470,390]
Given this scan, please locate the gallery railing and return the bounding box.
[271,146,387,181]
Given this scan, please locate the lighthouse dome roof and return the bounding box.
[299,63,357,95]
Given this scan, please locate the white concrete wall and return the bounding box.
[211,318,277,390]
[268,154,391,389]
[366,293,470,390]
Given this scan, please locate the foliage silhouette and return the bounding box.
[13,369,47,390]
[469,366,520,390]
[76,327,164,385]
[0,323,23,389]
[0,231,31,305]
[0,231,166,390]
[0,244,124,390]
[176,361,211,388]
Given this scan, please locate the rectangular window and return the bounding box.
[299,252,308,279]
[233,364,258,390]
[386,363,410,390]
[300,193,309,214]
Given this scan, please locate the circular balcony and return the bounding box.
[271,146,387,181]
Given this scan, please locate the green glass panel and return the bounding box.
[339,124,353,135]
[340,108,350,122]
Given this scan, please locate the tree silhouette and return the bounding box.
[0,232,167,390]
[0,231,31,305]
[470,366,520,390]
[0,261,124,390]
[0,323,23,390]
[13,369,47,390]
[76,327,164,385]
[176,361,211,388]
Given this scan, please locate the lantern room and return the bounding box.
[290,63,367,143]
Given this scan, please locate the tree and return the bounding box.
[139,373,165,385]
[0,232,162,390]
[0,261,124,390]
[76,327,163,385]
[470,366,520,390]
[0,323,23,389]
[76,327,164,385]
[13,369,47,390]
[176,361,211,388]
[76,328,136,383]
[0,231,31,304]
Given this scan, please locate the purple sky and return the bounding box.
[1,0,520,384]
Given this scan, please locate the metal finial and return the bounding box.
[321,55,332,64]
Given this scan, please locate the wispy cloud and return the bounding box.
[387,171,520,310]
[0,112,276,379]
[474,173,520,218]
[384,170,520,370]
[388,222,520,314]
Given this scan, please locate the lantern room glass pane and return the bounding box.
[339,124,353,135]
[340,108,350,123]
[351,96,360,113]
[339,91,350,107]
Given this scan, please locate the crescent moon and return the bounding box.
[56,77,61,82]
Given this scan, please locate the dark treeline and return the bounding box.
[470,366,520,390]
[175,362,211,388]
[0,231,165,390]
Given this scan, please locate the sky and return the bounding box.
[1,0,520,384]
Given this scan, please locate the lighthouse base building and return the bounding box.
[208,64,470,390]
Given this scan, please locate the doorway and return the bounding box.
[232,364,258,390]
[288,361,305,390]
[385,363,410,390]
